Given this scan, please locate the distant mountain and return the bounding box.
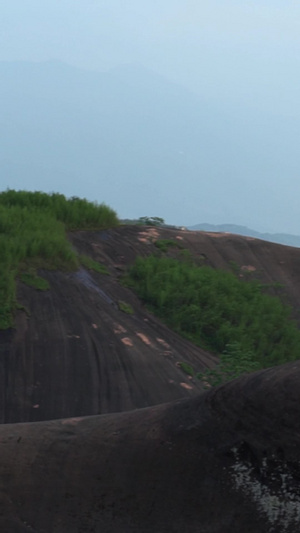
[188,223,300,248]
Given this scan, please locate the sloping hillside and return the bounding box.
[2,224,300,424]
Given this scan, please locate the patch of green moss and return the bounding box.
[178,361,195,377]
[20,272,50,291]
[118,300,134,315]
[154,239,183,253]
[79,255,109,274]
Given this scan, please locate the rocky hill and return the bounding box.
[1,224,300,531]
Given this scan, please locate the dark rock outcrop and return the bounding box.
[0,361,299,532]
[1,226,300,531]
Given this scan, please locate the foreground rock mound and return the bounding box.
[1,360,299,532]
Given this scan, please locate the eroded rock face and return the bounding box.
[0,361,299,532]
[2,225,300,424]
[207,362,300,532]
[2,227,300,530]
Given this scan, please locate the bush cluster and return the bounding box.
[197,342,261,387]
[126,254,300,371]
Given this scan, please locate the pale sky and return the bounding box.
[2,2,300,102]
[1,1,300,232]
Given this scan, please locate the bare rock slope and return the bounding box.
[0,361,300,532]
[1,226,300,531]
[2,225,300,423]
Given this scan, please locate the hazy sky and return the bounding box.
[2,1,300,108]
[1,1,300,232]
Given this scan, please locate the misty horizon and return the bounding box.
[1,2,299,234]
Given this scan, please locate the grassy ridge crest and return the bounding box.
[0,189,118,329]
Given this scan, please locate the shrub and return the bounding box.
[126,254,300,371]
[197,342,261,387]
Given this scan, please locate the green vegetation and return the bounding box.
[178,248,194,265]
[178,361,195,377]
[0,189,118,229]
[125,255,300,375]
[0,189,118,329]
[20,271,50,291]
[154,239,183,253]
[79,255,109,274]
[229,260,241,275]
[118,300,134,315]
[197,342,261,387]
[138,216,165,227]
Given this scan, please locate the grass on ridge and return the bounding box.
[0,189,118,329]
